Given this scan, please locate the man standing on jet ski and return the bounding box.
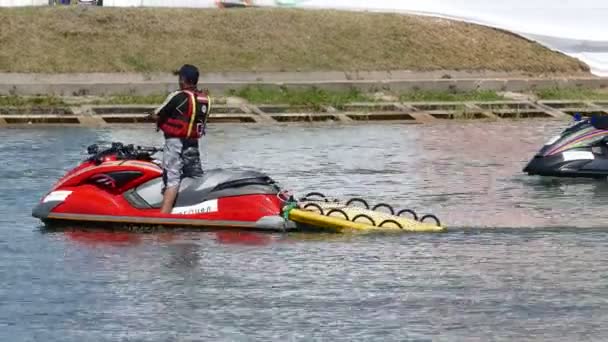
[148,64,210,214]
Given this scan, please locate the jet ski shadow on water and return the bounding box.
[33,142,446,234]
[524,113,608,179]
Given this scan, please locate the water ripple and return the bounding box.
[1,122,608,340]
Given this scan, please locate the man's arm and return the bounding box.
[149,112,160,121]
[148,91,181,122]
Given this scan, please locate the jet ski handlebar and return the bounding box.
[86,142,163,163]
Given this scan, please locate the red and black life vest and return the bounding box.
[158,89,210,139]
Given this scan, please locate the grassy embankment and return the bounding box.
[0,7,599,110]
[0,6,589,74]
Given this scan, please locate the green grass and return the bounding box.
[229,86,370,109]
[5,87,608,110]
[90,95,169,105]
[0,89,513,110]
[0,95,168,107]
[399,90,504,102]
[0,7,590,74]
[0,96,67,107]
[533,87,608,100]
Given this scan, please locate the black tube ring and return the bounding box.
[397,209,419,221]
[303,203,324,215]
[379,219,403,229]
[352,214,376,226]
[346,198,370,209]
[326,209,349,220]
[372,203,395,215]
[420,214,441,227]
[301,192,327,202]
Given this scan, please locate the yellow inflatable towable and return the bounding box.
[285,193,446,233]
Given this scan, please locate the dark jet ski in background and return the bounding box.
[524,114,608,178]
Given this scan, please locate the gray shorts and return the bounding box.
[162,138,204,191]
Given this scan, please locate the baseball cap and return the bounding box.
[174,64,199,84]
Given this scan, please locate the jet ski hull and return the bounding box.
[32,143,294,231]
[523,115,608,179]
[33,192,292,231]
[523,150,608,178]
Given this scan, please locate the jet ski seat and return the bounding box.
[590,114,608,130]
[124,168,281,209]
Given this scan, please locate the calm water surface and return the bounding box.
[1,120,607,341]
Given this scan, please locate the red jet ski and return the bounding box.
[32,142,296,231]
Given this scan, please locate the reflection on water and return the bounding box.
[2,120,608,341]
[83,120,608,229]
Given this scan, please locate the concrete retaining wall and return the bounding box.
[1,72,607,96]
[2,99,606,127]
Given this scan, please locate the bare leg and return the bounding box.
[160,186,179,214]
